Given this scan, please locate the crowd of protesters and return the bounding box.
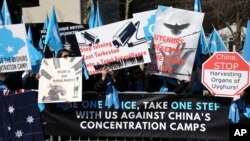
[1,47,249,99]
[0,48,211,96]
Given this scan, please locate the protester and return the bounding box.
[0,72,23,91]
[0,73,8,92]
[94,66,125,92]
[57,48,72,58]
[126,65,145,91]
[145,74,176,92]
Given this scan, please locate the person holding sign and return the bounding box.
[94,66,126,109]
[0,72,23,92]
[94,66,125,92]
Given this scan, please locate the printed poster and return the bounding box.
[0,24,31,73]
[75,19,151,75]
[38,57,82,103]
[146,7,204,80]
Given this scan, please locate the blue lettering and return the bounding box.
[196,102,220,111]
[171,101,192,110]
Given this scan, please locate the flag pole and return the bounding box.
[43,45,47,57]
[97,1,100,27]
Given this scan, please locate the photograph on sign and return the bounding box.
[38,57,82,103]
[0,24,31,73]
[202,52,250,97]
[75,19,151,75]
[146,7,204,81]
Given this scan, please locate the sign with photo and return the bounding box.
[146,7,204,80]
[38,57,82,103]
[0,24,31,73]
[75,19,151,75]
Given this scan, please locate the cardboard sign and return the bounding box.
[75,19,151,75]
[202,52,250,97]
[146,7,204,80]
[0,24,31,73]
[38,57,82,103]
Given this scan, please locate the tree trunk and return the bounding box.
[125,0,132,19]
[235,21,243,51]
[82,0,91,24]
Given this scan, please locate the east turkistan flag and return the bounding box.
[27,26,33,44]
[88,0,103,28]
[192,0,208,93]
[45,6,63,55]
[94,1,103,27]
[194,0,202,12]
[241,19,250,63]
[38,16,49,51]
[1,0,12,25]
[194,0,209,66]
[88,0,95,28]
[0,13,4,25]
[208,28,228,53]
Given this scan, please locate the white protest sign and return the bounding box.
[0,24,31,73]
[38,57,82,103]
[75,19,151,75]
[133,9,157,42]
[146,7,204,80]
[202,52,250,97]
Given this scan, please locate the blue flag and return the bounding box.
[105,76,119,109]
[241,19,250,62]
[195,28,209,66]
[208,28,228,53]
[193,0,208,93]
[38,16,49,51]
[198,28,209,55]
[194,0,202,12]
[158,76,168,93]
[1,0,12,25]
[193,0,208,65]
[94,1,103,27]
[27,40,43,73]
[27,26,33,44]
[45,6,63,55]
[0,91,44,140]
[88,0,95,28]
[0,13,3,25]
[21,16,25,24]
